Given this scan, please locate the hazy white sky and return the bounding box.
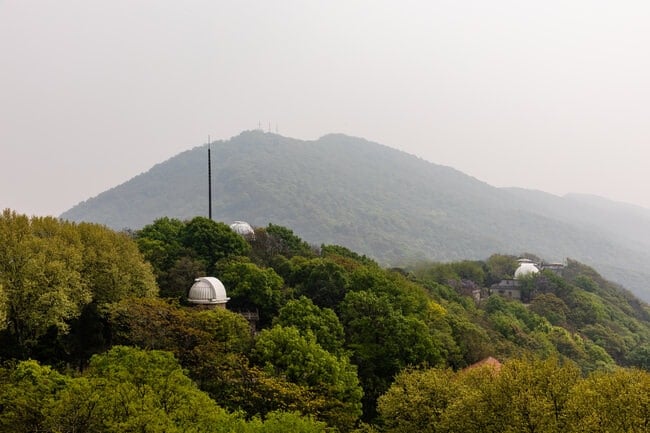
[2,0,650,216]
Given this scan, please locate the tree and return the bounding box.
[83,346,214,430]
[450,260,486,285]
[378,357,583,433]
[252,325,363,431]
[377,367,458,433]
[0,284,6,332]
[247,411,329,433]
[339,290,444,420]
[490,357,581,433]
[0,360,68,433]
[530,293,569,326]
[0,211,90,354]
[162,256,206,300]
[565,368,650,433]
[274,296,345,354]
[53,346,245,433]
[77,221,158,304]
[291,258,350,310]
[136,217,189,296]
[181,217,250,273]
[0,351,335,433]
[216,257,285,327]
[0,211,159,362]
[446,313,493,366]
[321,244,377,267]
[105,297,252,363]
[485,254,518,285]
[626,343,650,370]
[265,224,315,258]
[136,217,185,269]
[248,224,315,266]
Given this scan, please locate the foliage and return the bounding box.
[105,297,252,367]
[375,357,641,433]
[274,296,345,354]
[377,367,458,433]
[252,325,363,431]
[181,216,251,273]
[530,293,569,326]
[137,216,250,296]
[216,257,285,327]
[103,298,339,423]
[285,257,351,310]
[247,411,329,433]
[265,224,315,258]
[0,347,330,433]
[0,210,156,359]
[485,253,519,284]
[77,221,158,303]
[321,244,378,267]
[565,368,650,433]
[3,208,650,431]
[339,290,445,420]
[0,211,88,351]
[0,360,68,433]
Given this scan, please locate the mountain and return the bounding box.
[61,130,650,300]
[503,188,650,300]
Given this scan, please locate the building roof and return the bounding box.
[464,356,502,372]
[514,261,539,279]
[187,277,230,305]
[230,221,255,236]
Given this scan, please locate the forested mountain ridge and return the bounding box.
[61,130,650,300]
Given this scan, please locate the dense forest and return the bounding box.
[1,209,649,432]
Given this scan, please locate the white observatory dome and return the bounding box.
[514,260,539,279]
[230,221,254,236]
[188,277,230,306]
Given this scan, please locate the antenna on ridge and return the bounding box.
[208,135,212,220]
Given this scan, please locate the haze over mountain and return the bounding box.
[61,131,650,301]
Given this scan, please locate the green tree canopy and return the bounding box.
[181,216,251,274]
[339,290,445,420]
[216,257,285,327]
[77,221,157,304]
[252,325,362,431]
[274,296,345,354]
[0,211,89,354]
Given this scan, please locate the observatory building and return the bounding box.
[488,258,564,301]
[514,258,540,279]
[187,277,230,308]
[489,259,540,300]
[230,221,255,237]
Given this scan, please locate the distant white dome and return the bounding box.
[230,221,254,236]
[188,277,229,305]
[514,262,539,279]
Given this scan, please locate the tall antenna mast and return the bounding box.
[208,135,212,220]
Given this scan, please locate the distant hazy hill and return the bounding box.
[61,131,650,300]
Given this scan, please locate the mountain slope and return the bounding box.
[61,131,650,300]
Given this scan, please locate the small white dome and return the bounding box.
[230,221,254,236]
[514,262,539,279]
[188,277,229,305]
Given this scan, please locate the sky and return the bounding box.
[2,0,650,217]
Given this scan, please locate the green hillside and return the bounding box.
[61,131,650,300]
[2,211,649,431]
